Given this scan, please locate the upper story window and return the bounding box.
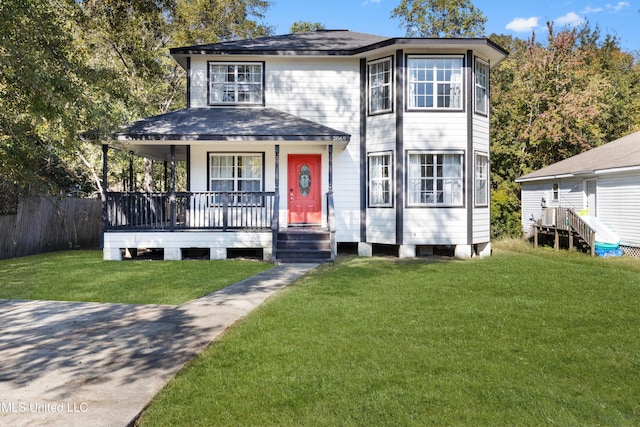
[475,59,489,115]
[209,62,263,105]
[407,56,463,110]
[368,58,392,114]
[407,151,463,206]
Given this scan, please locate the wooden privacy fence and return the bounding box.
[0,197,102,260]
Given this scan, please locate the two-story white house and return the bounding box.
[102,30,507,261]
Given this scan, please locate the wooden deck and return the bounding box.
[533,208,596,256]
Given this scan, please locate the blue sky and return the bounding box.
[266,0,639,52]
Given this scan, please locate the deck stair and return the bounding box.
[276,227,332,263]
[533,208,596,256]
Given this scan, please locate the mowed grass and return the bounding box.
[138,242,640,426]
[0,250,272,305]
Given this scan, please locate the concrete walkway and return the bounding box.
[0,263,317,427]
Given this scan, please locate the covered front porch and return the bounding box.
[102,107,349,261]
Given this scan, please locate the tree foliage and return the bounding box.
[489,23,640,237]
[289,21,326,33]
[0,0,272,209]
[391,0,486,37]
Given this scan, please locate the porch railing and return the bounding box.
[105,191,275,231]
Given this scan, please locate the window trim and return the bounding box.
[367,151,394,208]
[207,152,265,195]
[406,55,465,112]
[367,57,394,116]
[474,152,489,207]
[474,58,489,116]
[552,182,559,202]
[207,61,265,106]
[405,150,465,208]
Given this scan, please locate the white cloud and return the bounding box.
[555,12,584,26]
[505,17,539,32]
[607,2,630,12]
[581,6,604,14]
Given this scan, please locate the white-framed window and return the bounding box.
[368,152,393,207]
[474,58,489,115]
[368,58,392,114]
[209,62,263,105]
[474,152,489,206]
[552,182,559,201]
[407,56,463,110]
[209,153,263,198]
[407,151,464,206]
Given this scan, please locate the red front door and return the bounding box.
[288,154,322,225]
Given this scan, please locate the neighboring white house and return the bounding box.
[516,131,640,256]
[102,30,508,261]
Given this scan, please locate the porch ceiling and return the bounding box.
[116,107,351,161]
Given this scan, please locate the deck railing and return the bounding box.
[534,207,596,256]
[105,191,276,231]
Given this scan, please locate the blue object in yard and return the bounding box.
[595,243,623,257]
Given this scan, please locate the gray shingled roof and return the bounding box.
[169,30,509,68]
[516,131,640,182]
[118,107,351,142]
[170,30,390,56]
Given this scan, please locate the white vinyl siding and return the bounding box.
[266,58,361,242]
[520,179,585,234]
[597,173,640,247]
[407,56,463,110]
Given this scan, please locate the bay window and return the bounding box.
[368,152,393,207]
[407,152,463,206]
[408,56,463,110]
[475,59,489,115]
[368,58,392,114]
[474,153,489,206]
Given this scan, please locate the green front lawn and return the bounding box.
[0,250,272,305]
[138,242,640,426]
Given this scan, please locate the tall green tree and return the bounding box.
[0,0,120,209]
[488,23,640,237]
[0,0,273,208]
[391,0,486,37]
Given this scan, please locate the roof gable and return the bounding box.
[517,131,640,182]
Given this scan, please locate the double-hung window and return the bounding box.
[407,152,463,206]
[475,59,489,115]
[408,56,463,110]
[368,58,392,114]
[209,63,263,105]
[474,153,489,206]
[368,152,393,207]
[209,154,263,203]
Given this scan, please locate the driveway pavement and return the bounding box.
[0,263,317,427]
